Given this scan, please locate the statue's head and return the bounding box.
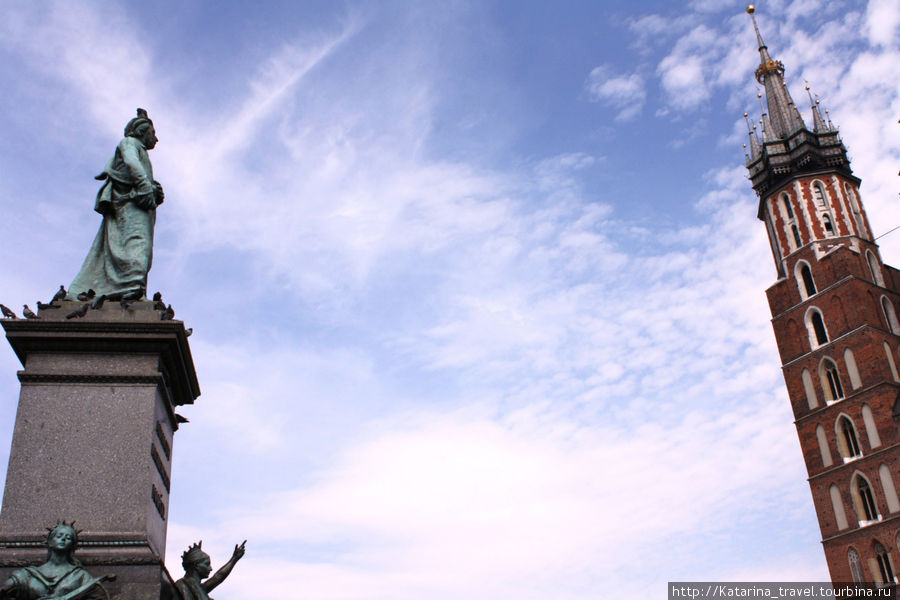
[182,541,212,578]
[45,522,79,563]
[124,108,158,150]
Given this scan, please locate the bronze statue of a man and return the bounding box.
[175,540,245,600]
[0,523,112,600]
[67,108,165,301]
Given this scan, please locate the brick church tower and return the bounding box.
[744,6,900,585]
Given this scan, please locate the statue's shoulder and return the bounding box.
[175,578,197,600]
[6,566,30,584]
[117,136,142,152]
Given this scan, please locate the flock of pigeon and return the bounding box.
[0,286,188,334]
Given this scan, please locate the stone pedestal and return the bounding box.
[0,300,198,599]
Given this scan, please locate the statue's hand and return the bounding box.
[232,540,247,561]
[153,182,165,206]
[136,193,157,211]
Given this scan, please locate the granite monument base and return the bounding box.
[0,300,198,599]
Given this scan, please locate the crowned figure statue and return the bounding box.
[175,540,245,600]
[0,522,113,600]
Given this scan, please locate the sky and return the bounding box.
[0,0,898,598]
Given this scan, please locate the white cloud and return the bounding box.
[188,395,811,600]
[585,66,646,121]
[656,25,718,111]
[864,0,900,47]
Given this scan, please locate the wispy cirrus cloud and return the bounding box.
[1,2,899,599]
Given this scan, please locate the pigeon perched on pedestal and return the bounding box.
[51,285,66,304]
[76,289,96,301]
[65,303,90,319]
[22,305,39,320]
[1,304,17,319]
[161,305,175,321]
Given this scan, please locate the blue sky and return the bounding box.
[0,1,898,598]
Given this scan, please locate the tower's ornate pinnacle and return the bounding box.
[747,6,805,137]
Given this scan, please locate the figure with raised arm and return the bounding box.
[175,540,246,600]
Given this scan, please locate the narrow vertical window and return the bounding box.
[845,183,868,239]
[823,213,835,236]
[839,417,862,458]
[802,369,818,409]
[844,349,862,389]
[813,181,827,207]
[831,485,849,530]
[875,542,894,584]
[820,359,844,402]
[884,342,899,382]
[862,405,882,448]
[817,425,833,467]
[781,193,802,250]
[868,251,885,287]
[783,194,794,218]
[800,264,816,296]
[881,297,900,334]
[878,464,900,513]
[795,261,816,299]
[849,548,865,583]
[807,309,829,346]
[856,475,879,521]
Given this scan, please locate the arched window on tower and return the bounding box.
[795,261,816,299]
[847,548,866,583]
[852,473,880,524]
[823,213,835,236]
[781,193,802,250]
[836,415,862,460]
[831,484,850,530]
[868,251,885,287]
[844,349,862,389]
[849,547,865,583]
[881,296,900,334]
[884,342,900,382]
[816,424,833,467]
[874,541,895,584]
[811,181,838,237]
[862,404,882,448]
[820,358,844,403]
[878,464,900,513]
[813,181,828,207]
[806,308,829,347]
[801,369,818,409]
[845,183,869,239]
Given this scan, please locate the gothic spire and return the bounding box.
[744,112,762,161]
[747,5,805,138]
[757,91,775,141]
[806,85,829,133]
